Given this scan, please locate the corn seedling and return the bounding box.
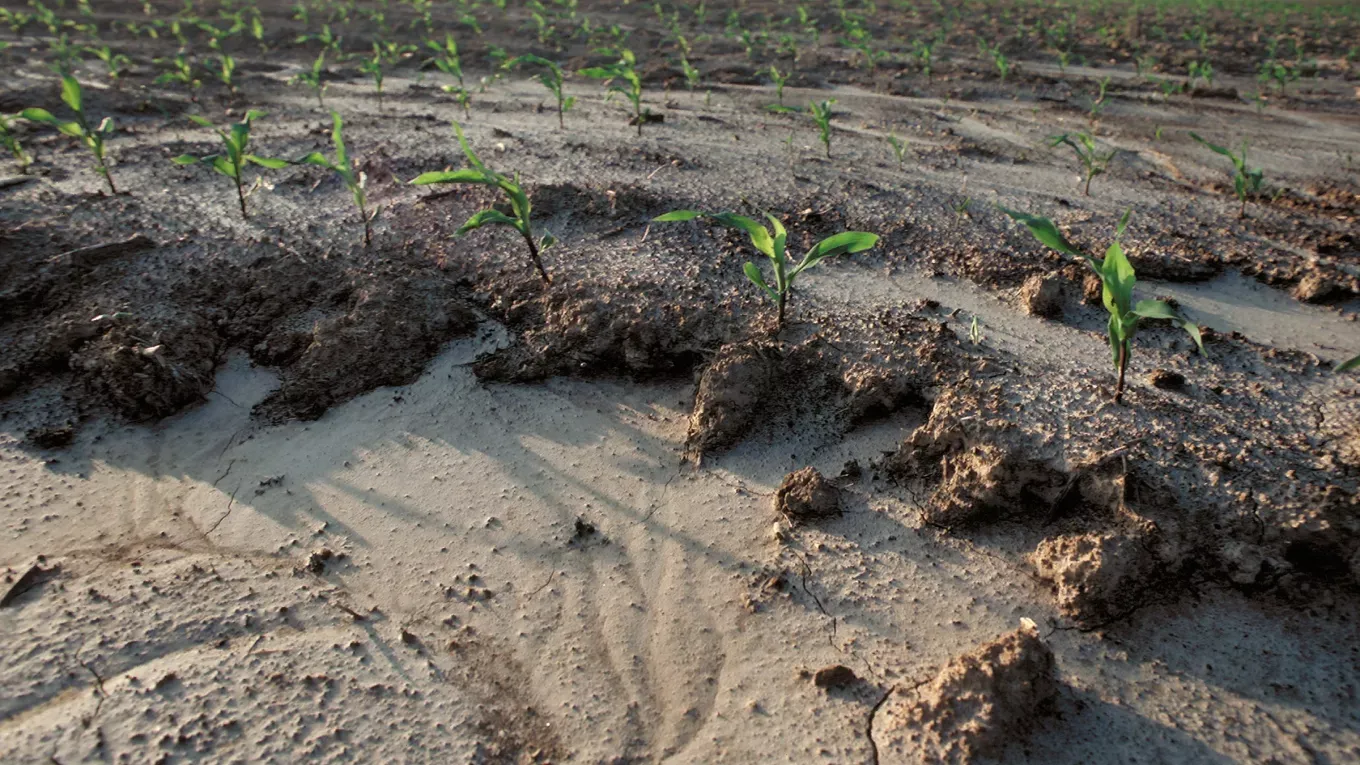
[86,46,131,84]
[1,113,33,173]
[1190,132,1264,217]
[680,55,700,96]
[1088,76,1111,120]
[809,98,835,158]
[999,207,1204,403]
[290,51,328,108]
[296,112,379,247]
[580,49,648,136]
[506,55,574,128]
[1337,354,1360,373]
[212,53,238,96]
[888,132,908,166]
[410,123,554,283]
[653,210,878,329]
[425,33,464,89]
[969,315,983,345]
[913,37,937,78]
[769,65,789,105]
[156,53,201,92]
[1050,132,1115,196]
[172,111,289,219]
[20,76,117,194]
[1188,60,1214,88]
[359,46,386,110]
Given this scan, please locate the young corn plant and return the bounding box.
[20,76,117,194]
[1189,132,1264,217]
[294,112,379,246]
[1,113,33,172]
[212,52,238,96]
[1050,131,1116,196]
[888,132,908,166]
[425,33,464,90]
[86,45,131,85]
[768,65,790,106]
[156,53,201,93]
[580,49,648,136]
[410,123,555,283]
[1000,207,1204,403]
[809,98,835,158]
[359,45,386,110]
[506,54,574,128]
[680,55,700,97]
[172,111,288,219]
[290,51,328,108]
[652,210,878,329]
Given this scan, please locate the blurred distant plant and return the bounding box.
[653,210,878,329]
[1051,131,1116,195]
[768,65,790,105]
[580,49,648,136]
[359,45,387,109]
[290,51,328,108]
[809,98,835,157]
[1190,132,1264,217]
[425,33,464,89]
[155,53,201,93]
[1187,60,1214,88]
[20,76,117,193]
[506,54,574,128]
[86,45,131,84]
[411,123,555,283]
[680,55,701,96]
[0,113,33,173]
[172,110,288,219]
[888,132,909,166]
[211,53,238,96]
[999,207,1205,403]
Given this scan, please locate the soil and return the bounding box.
[2,0,1359,762]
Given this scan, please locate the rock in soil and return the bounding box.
[1017,273,1065,318]
[887,619,1056,764]
[685,341,782,460]
[812,665,859,690]
[774,467,842,525]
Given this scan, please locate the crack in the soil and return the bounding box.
[204,481,242,536]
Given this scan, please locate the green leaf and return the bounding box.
[171,153,202,165]
[296,151,336,170]
[1114,208,1132,239]
[187,114,215,128]
[795,231,878,275]
[539,232,557,250]
[18,107,59,125]
[245,155,290,169]
[997,205,1095,267]
[451,121,485,173]
[709,213,774,257]
[1100,240,1136,315]
[1129,299,1178,321]
[211,155,236,178]
[1107,313,1123,370]
[60,75,82,113]
[653,210,702,222]
[743,261,778,300]
[410,169,490,185]
[329,111,347,169]
[1336,354,1360,373]
[1189,132,1234,159]
[457,208,519,234]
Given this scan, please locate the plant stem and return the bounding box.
[1113,342,1128,403]
[236,177,248,219]
[1084,173,1092,195]
[776,291,786,329]
[1239,196,1246,218]
[521,229,551,284]
[101,165,117,195]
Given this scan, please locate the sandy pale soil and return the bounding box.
[2,0,1360,762]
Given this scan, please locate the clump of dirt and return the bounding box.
[885,619,1057,764]
[256,277,479,421]
[1030,511,1186,628]
[883,384,1068,528]
[472,280,731,384]
[841,361,925,426]
[1016,273,1064,318]
[686,340,784,460]
[69,314,223,419]
[774,467,842,525]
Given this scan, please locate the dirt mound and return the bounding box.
[774,467,842,524]
[256,277,479,421]
[884,619,1057,764]
[884,384,1068,528]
